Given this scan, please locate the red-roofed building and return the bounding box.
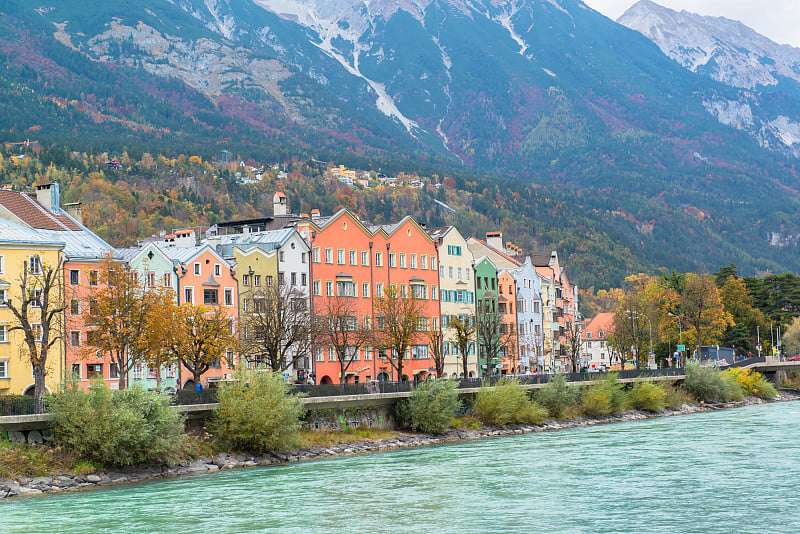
[581,312,619,371]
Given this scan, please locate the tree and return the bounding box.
[680,273,732,355]
[475,307,515,377]
[563,320,583,373]
[5,255,65,407]
[84,256,175,389]
[240,283,312,373]
[449,315,475,378]
[719,276,768,356]
[314,295,371,384]
[427,327,446,379]
[373,285,427,381]
[163,304,239,385]
[783,316,800,357]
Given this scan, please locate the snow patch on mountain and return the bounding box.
[204,0,235,40]
[619,0,800,90]
[768,116,800,146]
[495,11,529,56]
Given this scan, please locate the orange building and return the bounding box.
[297,210,440,384]
[497,270,519,374]
[160,244,239,389]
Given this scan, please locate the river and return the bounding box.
[2,401,799,533]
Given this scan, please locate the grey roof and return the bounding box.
[118,247,143,263]
[210,228,295,247]
[425,226,451,240]
[0,219,64,247]
[157,244,216,265]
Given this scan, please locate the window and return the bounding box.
[211,358,221,369]
[0,289,6,305]
[457,267,462,280]
[328,347,336,362]
[89,270,98,286]
[243,299,250,313]
[204,289,218,305]
[410,255,416,269]
[29,255,42,275]
[326,281,333,296]
[325,248,333,264]
[85,364,102,379]
[399,254,406,268]
[447,245,462,256]
[313,280,320,296]
[70,363,81,379]
[400,284,407,298]
[376,283,383,298]
[375,252,383,267]
[133,365,143,379]
[278,272,284,285]
[163,273,172,287]
[316,347,324,363]
[349,250,357,265]
[109,363,119,379]
[70,269,80,285]
[148,366,158,379]
[301,253,307,264]
[337,281,356,297]
[291,272,297,285]
[146,272,156,287]
[184,287,194,304]
[31,289,42,308]
[466,269,471,281]
[448,266,453,279]
[431,286,437,300]
[364,347,372,361]
[389,253,396,268]
[165,364,175,378]
[411,345,429,359]
[224,288,233,306]
[301,273,307,286]
[430,256,436,270]
[70,331,81,347]
[361,251,369,266]
[243,274,250,287]
[214,264,221,277]
[337,249,345,265]
[362,282,370,298]
[0,360,6,379]
[33,324,43,342]
[0,255,4,275]
[411,284,426,299]
[420,255,427,270]
[280,251,285,262]
[0,325,6,343]
[86,330,100,346]
[194,263,200,275]
[313,247,320,263]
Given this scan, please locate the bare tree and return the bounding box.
[449,315,475,378]
[427,327,445,378]
[239,283,312,373]
[373,285,427,381]
[563,320,583,373]
[476,308,515,377]
[6,255,65,407]
[314,295,372,384]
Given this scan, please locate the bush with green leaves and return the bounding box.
[211,369,305,453]
[534,374,578,419]
[473,379,547,427]
[684,362,743,403]
[628,381,666,412]
[662,382,695,409]
[50,381,187,467]
[581,374,628,417]
[393,379,460,434]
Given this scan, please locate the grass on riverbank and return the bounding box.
[0,440,96,479]
[297,428,398,448]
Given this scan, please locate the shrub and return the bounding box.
[628,382,666,412]
[50,381,187,467]
[724,368,778,399]
[393,379,460,434]
[684,362,742,403]
[473,379,547,427]
[535,374,578,419]
[211,369,305,453]
[662,382,695,409]
[581,374,627,417]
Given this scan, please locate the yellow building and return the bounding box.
[0,224,65,395]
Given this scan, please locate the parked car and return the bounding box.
[788,356,800,361]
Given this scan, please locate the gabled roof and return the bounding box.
[467,237,520,269]
[157,243,230,267]
[0,190,80,231]
[118,243,174,266]
[582,312,616,340]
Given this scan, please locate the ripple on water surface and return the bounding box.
[2,402,799,533]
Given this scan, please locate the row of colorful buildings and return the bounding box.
[0,187,580,395]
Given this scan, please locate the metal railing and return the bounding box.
[0,395,46,416]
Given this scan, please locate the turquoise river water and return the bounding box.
[2,401,799,533]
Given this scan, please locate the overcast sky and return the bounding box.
[583,0,800,48]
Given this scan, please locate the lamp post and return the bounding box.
[626,310,653,369]
[667,312,682,367]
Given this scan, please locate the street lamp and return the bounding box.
[626,310,653,368]
[667,312,682,367]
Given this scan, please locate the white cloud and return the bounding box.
[583,0,800,47]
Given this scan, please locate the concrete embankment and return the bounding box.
[2,391,798,499]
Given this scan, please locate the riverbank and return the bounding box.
[2,391,798,499]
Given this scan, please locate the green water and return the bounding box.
[3,401,799,533]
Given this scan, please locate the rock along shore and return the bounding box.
[2,391,798,499]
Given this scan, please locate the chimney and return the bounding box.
[486,231,503,252]
[64,202,83,224]
[311,208,321,220]
[36,183,61,213]
[273,191,288,216]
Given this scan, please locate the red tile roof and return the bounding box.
[0,191,81,231]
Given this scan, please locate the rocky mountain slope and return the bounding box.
[2,0,800,283]
[619,0,800,156]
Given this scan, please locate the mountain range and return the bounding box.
[1,0,799,287]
